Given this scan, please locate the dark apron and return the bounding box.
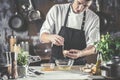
[51,5,87,65]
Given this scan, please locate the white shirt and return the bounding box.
[40,3,100,47]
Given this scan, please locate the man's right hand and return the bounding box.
[49,34,64,46]
[40,33,64,46]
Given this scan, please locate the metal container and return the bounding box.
[100,56,120,79]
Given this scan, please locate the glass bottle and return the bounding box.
[95,52,102,75]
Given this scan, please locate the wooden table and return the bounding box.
[17,66,104,80]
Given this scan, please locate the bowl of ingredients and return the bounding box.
[41,63,55,71]
[55,59,74,70]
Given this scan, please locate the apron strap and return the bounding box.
[64,5,71,26]
[81,11,86,30]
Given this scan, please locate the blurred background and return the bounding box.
[0,0,120,65]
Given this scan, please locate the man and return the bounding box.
[39,0,100,65]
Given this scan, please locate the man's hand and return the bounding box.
[64,45,96,59]
[49,34,64,46]
[40,33,64,46]
[64,49,83,59]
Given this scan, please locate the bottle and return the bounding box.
[25,41,29,52]
[92,52,102,75]
[20,41,25,51]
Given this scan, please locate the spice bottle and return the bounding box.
[9,36,16,52]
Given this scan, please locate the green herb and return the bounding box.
[95,32,120,61]
[17,49,29,66]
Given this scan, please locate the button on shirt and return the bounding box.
[40,3,100,47]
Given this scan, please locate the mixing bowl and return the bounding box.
[55,59,74,70]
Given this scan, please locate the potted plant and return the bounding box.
[17,49,29,77]
[95,32,120,62]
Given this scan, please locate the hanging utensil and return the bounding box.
[8,0,28,32]
[9,12,28,32]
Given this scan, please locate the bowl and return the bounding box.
[40,63,55,71]
[55,59,74,70]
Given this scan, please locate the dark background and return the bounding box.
[0,0,120,64]
[1,0,120,40]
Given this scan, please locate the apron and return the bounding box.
[51,5,87,65]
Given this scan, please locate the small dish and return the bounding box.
[40,63,55,71]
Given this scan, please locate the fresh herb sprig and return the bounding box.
[95,32,120,61]
[17,49,29,66]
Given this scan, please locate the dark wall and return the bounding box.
[88,0,120,34]
[30,0,120,34]
[97,0,120,34]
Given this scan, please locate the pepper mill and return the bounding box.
[11,52,18,79]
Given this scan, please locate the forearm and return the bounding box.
[80,45,96,57]
[65,45,96,59]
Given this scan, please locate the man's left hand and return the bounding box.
[65,49,82,59]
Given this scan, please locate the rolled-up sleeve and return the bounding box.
[86,16,100,47]
[39,6,56,42]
